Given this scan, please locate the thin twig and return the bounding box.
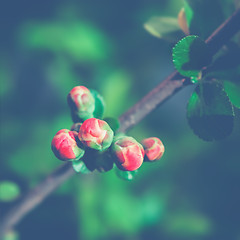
[0,7,239,238]
[0,164,75,237]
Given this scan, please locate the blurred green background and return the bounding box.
[0,0,240,239]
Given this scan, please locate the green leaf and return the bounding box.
[144,17,183,40]
[187,81,234,141]
[101,70,132,117]
[20,21,111,63]
[3,231,19,240]
[0,181,20,202]
[72,160,92,174]
[90,89,105,119]
[224,81,240,108]
[172,35,212,78]
[103,117,120,132]
[115,168,138,181]
[165,212,212,237]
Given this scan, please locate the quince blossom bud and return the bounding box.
[112,136,144,171]
[78,118,114,151]
[67,86,95,121]
[51,129,85,161]
[141,137,165,161]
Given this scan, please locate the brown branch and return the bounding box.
[0,7,239,238]
[0,163,75,236]
[120,7,240,132]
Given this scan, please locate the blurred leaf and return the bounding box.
[0,181,20,202]
[172,35,212,77]
[165,212,212,237]
[103,117,120,132]
[47,56,80,95]
[20,21,111,62]
[101,186,143,234]
[140,195,166,226]
[75,177,105,239]
[187,81,234,141]
[224,80,240,108]
[90,89,105,119]
[8,120,68,179]
[178,8,190,35]
[72,160,91,174]
[185,0,224,39]
[183,1,194,28]
[101,70,132,117]
[144,16,183,40]
[115,168,138,181]
[3,231,19,240]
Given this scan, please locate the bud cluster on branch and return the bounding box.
[51,86,165,178]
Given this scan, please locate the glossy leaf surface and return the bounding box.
[172,35,212,78]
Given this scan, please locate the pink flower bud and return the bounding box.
[67,86,95,121]
[51,129,85,161]
[112,136,144,171]
[78,118,114,151]
[141,137,165,161]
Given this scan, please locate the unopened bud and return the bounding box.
[112,136,144,171]
[78,118,114,151]
[67,86,95,121]
[141,137,165,161]
[51,129,85,161]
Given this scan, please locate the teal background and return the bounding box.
[0,0,240,239]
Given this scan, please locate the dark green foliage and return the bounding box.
[187,81,234,141]
[73,149,114,173]
[208,42,240,72]
[172,35,212,78]
[206,42,240,108]
[224,80,240,109]
[185,0,225,39]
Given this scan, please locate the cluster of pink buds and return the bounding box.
[112,136,165,172]
[51,85,165,179]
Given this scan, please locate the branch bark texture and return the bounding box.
[0,7,239,238]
